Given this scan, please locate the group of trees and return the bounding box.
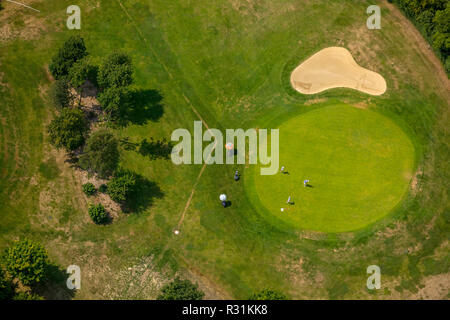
[0,239,51,300]
[46,36,141,224]
[391,0,449,72]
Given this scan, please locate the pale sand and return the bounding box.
[290,47,387,95]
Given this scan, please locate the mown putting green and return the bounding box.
[249,104,415,233]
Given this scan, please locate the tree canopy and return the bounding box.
[97,52,133,89]
[48,78,72,109]
[97,86,127,119]
[157,277,205,300]
[107,170,137,203]
[68,57,98,89]
[79,129,119,178]
[49,35,88,79]
[393,0,449,72]
[47,107,88,151]
[249,289,287,300]
[3,239,49,286]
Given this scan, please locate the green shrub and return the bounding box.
[79,129,119,178]
[3,239,49,286]
[157,277,204,300]
[49,35,88,79]
[88,204,108,224]
[47,108,88,151]
[48,78,72,109]
[82,182,96,196]
[107,171,137,203]
[249,289,287,300]
[12,292,44,300]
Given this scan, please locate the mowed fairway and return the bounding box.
[251,104,415,233]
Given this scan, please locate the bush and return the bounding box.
[12,292,44,300]
[97,52,133,89]
[107,171,137,203]
[98,184,108,193]
[79,129,119,178]
[48,78,72,109]
[47,108,88,151]
[249,289,287,300]
[0,268,13,300]
[68,57,98,89]
[49,35,88,79]
[97,86,128,119]
[82,182,96,196]
[3,239,49,286]
[158,277,204,300]
[88,203,108,224]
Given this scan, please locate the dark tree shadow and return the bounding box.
[119,137,173,160]
[122,173,164,214]
[120,89,164,125]
[138,138,173,160]
[33,263,75,300]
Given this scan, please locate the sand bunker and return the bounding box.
[290,47,387,95]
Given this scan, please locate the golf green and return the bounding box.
[248,104,415,233]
